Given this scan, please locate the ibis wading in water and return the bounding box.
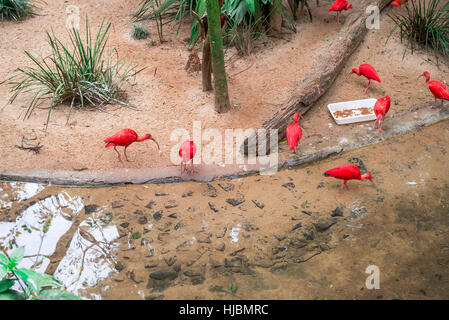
[324,164,373,191]
[104,128,160,162]
[179,140,197,174]
[420,71,449,111]
[350,64,381,94]
[373,96,391,132]
[286,112,303,154]
[328,0,353,24]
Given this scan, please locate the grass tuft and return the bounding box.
[388,0,449,57]
[1,18,144,130]
[0,0,39,21]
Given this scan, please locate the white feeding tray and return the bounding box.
[328,98,377,125]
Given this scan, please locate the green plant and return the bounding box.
[2,18,144,130]
[221,0,273,55]
[133,0,306,51]
[225,14,265,55]
[388,0,449,56]
[0,246,80,300]
[134,0,197,45]
[132,24,150,39]
[0,0,37,21]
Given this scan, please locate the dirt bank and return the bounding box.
[1,2,447,172]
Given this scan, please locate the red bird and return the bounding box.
[328,0,353,24]
[390,0,408,7]
[286,112,303,154]
[373,96,391,132]
[420,71,449,112]
[220,14,226,28]
[324,164,373,191]
[104,128,160,162]
[179,140,197,174]
[350,64,381,94]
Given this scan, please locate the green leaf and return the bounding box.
[0,253,8,267]
[39,289,81,300]
[14,268,62,295]
[0,279,15,293]
[233,0,249,26]
[231,283,237,294]
[8,246,25,268]
[146,0,179,19]
[0,265,8,280]
[0,289,26,300]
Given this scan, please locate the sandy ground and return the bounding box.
[1,120,449,300]
[0,0,336,170]
[1,1,447,172]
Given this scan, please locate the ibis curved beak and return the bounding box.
[151,138,161,151]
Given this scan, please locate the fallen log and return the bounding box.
[242,0,391,155]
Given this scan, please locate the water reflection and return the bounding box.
[0,183,120,299]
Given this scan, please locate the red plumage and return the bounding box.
[328,0,352,12]
[374,96,391,120]
[351,64,381,93]
[427,80,449,101]
[324,164,362,180]
[356,64,381,82]
[286,112,303,153]
[220,14,226,28]
[328,0,352,24]
[179,140,197,174]
[421,71,449,111]
[324,163,373,191]
[179,140,196,162]
[104,128,138,148]
[373,96,391,132]
[390,0,408,7]
[104,128,159,162]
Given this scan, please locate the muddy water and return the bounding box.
[1,121,449,300]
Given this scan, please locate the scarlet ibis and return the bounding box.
[179,140,197,174]
[328,0,353,24]
[220,14,226,28]
[350,64,381,94]
[420,71,449,111]
[324,163,373,191]
[373,96,391,132]
[104,128,160,162]
[390,0,408,7]
[286,112,303,154]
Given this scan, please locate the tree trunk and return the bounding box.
[206,0,231,113]
[269,0,283,34]
[202,34,213,91]
[288,0,298,20]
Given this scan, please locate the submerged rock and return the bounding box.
[226,198,245,207]
[202,184,218,197]
[313,218,338,232]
